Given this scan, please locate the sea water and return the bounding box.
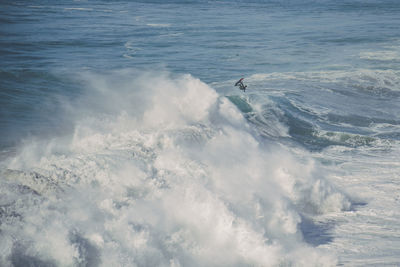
[1,0,400,266]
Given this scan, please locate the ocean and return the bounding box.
[1,0,400,266]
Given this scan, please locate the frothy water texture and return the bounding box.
[1,0,400,266]
[1,72,350,266]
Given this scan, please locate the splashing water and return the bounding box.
[0,72,350,266]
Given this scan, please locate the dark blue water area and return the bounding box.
[2,0,400,75]
[1,0,400,154]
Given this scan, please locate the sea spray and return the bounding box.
[0,71,348,266]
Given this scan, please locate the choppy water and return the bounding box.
[1,1,400,266]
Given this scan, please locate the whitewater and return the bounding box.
[1,1,400,266]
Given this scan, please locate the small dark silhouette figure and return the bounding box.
[235,78,247,92]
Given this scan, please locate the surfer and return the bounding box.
[235,78,247,92]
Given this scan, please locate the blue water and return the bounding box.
[1,1,400,266]
[2,1,400,149]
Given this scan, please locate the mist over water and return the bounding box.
[1,72,349,266]
[1,0,400,266]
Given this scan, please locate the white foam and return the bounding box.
[360,51,400,61]
[248,69,400,92]
[147,23,171,28]
[64,7,93,11]
[316,141,400,265]
[1,71,348,266]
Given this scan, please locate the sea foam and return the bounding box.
[0,71,349,266]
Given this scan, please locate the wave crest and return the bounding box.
[0,71,348,266]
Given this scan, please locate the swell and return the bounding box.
[231,69,400,151]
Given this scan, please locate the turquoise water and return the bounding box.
[1,1,400,266]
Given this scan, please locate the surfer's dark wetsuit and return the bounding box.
[238,82,247,92]
[235,78,247,92]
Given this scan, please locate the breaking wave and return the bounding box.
[0,71,351,266]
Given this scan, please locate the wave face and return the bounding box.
[0,72,351,266]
